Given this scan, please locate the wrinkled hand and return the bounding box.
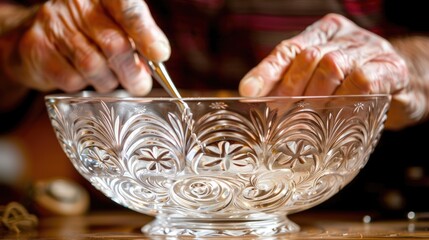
[10,0,170,95]
[239,13,408,98]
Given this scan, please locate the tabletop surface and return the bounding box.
[1,209,429,240]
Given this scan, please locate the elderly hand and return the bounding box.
[5,0,170,95]
[238,13,408,98]
[238,13,427,130]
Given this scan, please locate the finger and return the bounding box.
[335,53,409,95]
[101,0,171,62]
[38,2,119,92]
[239,13,343,97]
[303,39,390,96]
[63,1,151,95]
[50,19,119,92]
[113,52,153,96]
[45,52,88,93]
[337,55,416,131]
[109,50,152,96]
[268,47,321,96]
[20,24,86,92]
[385,89,425,130]
[269,41,349,96]
[269,30,373,97]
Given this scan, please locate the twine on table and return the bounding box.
[0,202,38,233]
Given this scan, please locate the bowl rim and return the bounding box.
[44,90,391,102]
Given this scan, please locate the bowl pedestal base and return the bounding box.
[141,214,300,237]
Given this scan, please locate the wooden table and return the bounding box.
[1,210,429,239]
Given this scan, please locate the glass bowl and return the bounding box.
[44,90,391,237]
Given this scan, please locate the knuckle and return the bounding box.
[74,48,104,74]
[99,31,131,56]
[382,42,394,52]
[320,51,340,69]
[350,69,372,92]
[323,13,354,27]
[304,16,341,43]
[122,2,141,18]
[261,41,303,79]
[120,1,150,28]
[38,3,55,20]
[262,56,286,79]
[324,13,347,22]
[276,41,302,60]
[20,26,42,49]
[300,47,320,61]
[316,13,356,36]
[89,71,119,91]
[56,75,86,92]
[108,50,136,73]
[320,51,347,78]
[72,52,119,92]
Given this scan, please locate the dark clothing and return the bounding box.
[146,0,392,91]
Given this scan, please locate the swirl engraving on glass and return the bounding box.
[46,94,390,237]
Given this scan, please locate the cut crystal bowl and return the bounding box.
[44,90,391,237]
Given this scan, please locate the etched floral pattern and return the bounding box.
[276,140,316,168]
[135,146,176,173]
[209,102,228,110]
[80,146,121,175]
[45,95,390,224]
[195,141,256,172]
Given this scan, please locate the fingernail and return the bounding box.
[147,41,171,62]
[239,76,264,97]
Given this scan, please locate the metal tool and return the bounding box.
[146,60,183,99]
[146,60,205,151]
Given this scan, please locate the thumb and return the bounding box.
[238,42,300,97]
